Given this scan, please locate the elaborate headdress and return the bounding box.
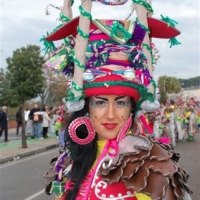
[42,0,181,114]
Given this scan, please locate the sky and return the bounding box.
[0,0,199,82]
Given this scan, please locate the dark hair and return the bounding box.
[170,100,175,105]
[64,97,137,199]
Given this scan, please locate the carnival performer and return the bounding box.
[196,109,200,132]
[42,0,192,199]
[156,111,172,146]
[175,104,184,142]
[168,107,176,148]
[187,107,196,141]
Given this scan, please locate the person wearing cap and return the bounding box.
[0,106,9,142]
[43,0,192,199]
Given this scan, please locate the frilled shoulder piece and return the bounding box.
[98,135,192,200]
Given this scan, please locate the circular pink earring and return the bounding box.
[117,115,132,142]
[68,117,95,145]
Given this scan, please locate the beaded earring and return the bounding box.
[68,117,95,145]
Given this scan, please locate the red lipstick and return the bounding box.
[102,123,118,130]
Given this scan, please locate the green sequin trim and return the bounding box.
[142,43,152,55]
[60,13,70,22]
[84,81,147,92]
[66,91,85,101]
[77,26,89,39]
[52,24,63,33]
[83,80,152,110]
[136,18,150,33]
[71,81,84,92]
[73,54,86,70]
[79,5,92,21]
[132,0,154,14]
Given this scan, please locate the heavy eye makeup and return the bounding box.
[114,96,130,107]
[90,96,130,107]
[90,97,108,107]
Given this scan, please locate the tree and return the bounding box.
[0,69,9,105]
[39,70,68,107]
[47,73,68,105]
[179,76,200,88]
[5,45,45,148]
[157,76,181,103]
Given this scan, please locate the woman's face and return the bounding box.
[89,95,132,140]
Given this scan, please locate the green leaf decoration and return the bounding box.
[168,37,182,48]
[160,15,181,48]
[160,15,178,28]
[40,32,56,55]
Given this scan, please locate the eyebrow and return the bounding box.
[93,96,127,101]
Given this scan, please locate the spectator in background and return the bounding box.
[0,106,9,142]
[50,106,59,135]
[58,112,71,153]
[44,105,50,116]
[29,103,43,139]
[24,107,33,138]
[16,106,22,135]
[42,105,51,138]
[24,107,30,123]
[53,108,60,137]
[160,102,166,115]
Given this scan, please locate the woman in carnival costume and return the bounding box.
[42,0,192,199]
[187,107,196,141]
[165,107,176,149]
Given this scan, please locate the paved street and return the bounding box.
[0,148,58,200]
[175,132,200,200]
[0,127,31,143]
[0,131,199,200]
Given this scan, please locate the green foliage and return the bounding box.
[159,90,167,104]
[2,45,45,107]
[0,68,14,106]
[157,76,181,102]
[179,76,200,88]
[1,45,45,148]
